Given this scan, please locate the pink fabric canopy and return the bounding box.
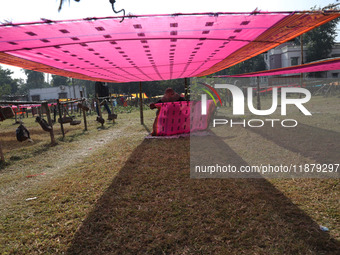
[0,12,339,83]
[216,57,340,77]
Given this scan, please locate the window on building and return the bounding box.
[332,73,339,78]
[31,95,40,101]
[58,92,67,99]
[291,57,299,66]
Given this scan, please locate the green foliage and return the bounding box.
[51,75,70,87]
[0,66,19,96]
[72,79,95,97]
[292,6,340,63]
[23,70,49,91]
[214,54,266,76]
[304,19,339,62]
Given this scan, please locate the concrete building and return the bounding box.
[28,85,86,101]
[265,42,340,78]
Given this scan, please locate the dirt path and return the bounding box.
[0,119,147,205]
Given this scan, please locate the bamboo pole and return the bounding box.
[184,78,189,100]
[80,91,88,131]
[96,98,104,127]
[109,97,116,123]
[139,81,144,125]
[41,102,56,145]
[0,100,43,105]
[257,77,261,110]
[53,105,57,123]
[38,106,42,118]
[14,110,18,123]
[0,141,4,162]
[228,90,232,107]
[300,35,304,98]
[57,99,65,138]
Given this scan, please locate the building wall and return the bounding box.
[266,42,340,78]
[28,85,86,101]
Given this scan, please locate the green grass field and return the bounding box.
[0,96,339,254]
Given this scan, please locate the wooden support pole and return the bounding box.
[80,91,88,131]
[82,98,88,131]
[72,78,76,101]
[96,98,104,127]
[53,105,57,123]
[257,77,261,110]
[38,106,42,117]
[228,90,232,107]
[41,102,56,145]
[110,97,114,113]
[300,35,304,65]
[0,140,5,162]
[300,35,304,98]
[139,81,144,125]
[184,78,189,100]
[109,97,116,123]
[57,99,65,138]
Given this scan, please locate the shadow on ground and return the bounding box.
[67,136,339,254]
[248,123,340,164]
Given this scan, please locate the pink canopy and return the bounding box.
[0,12,339,82]
[216,57,340,77]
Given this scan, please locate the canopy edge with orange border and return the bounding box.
[1,11,339,83]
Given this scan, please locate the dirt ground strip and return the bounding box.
[0,113,151,206]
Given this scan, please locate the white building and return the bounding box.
[265,42,340,78]
[28,85,86,101]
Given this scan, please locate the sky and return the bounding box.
[0,0,338,80]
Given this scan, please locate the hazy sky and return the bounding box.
[0,0,338,79]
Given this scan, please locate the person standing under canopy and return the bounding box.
[95,81,116,121]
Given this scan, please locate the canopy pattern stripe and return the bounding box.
[217,57,340,77]
[0,12,339,83]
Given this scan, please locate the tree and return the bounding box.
[73,79,95,97]
[305,19,339,63]
[0,66,19,96]
[51,75,70,87]
[292,6,340,63]
[24,70,48,90]
[214,54,266,76]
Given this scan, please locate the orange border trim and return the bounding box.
[197,13,340,77]
[0,52,116,82]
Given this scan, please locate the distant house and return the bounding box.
[28,85,86,101]
[265,42,340,78]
